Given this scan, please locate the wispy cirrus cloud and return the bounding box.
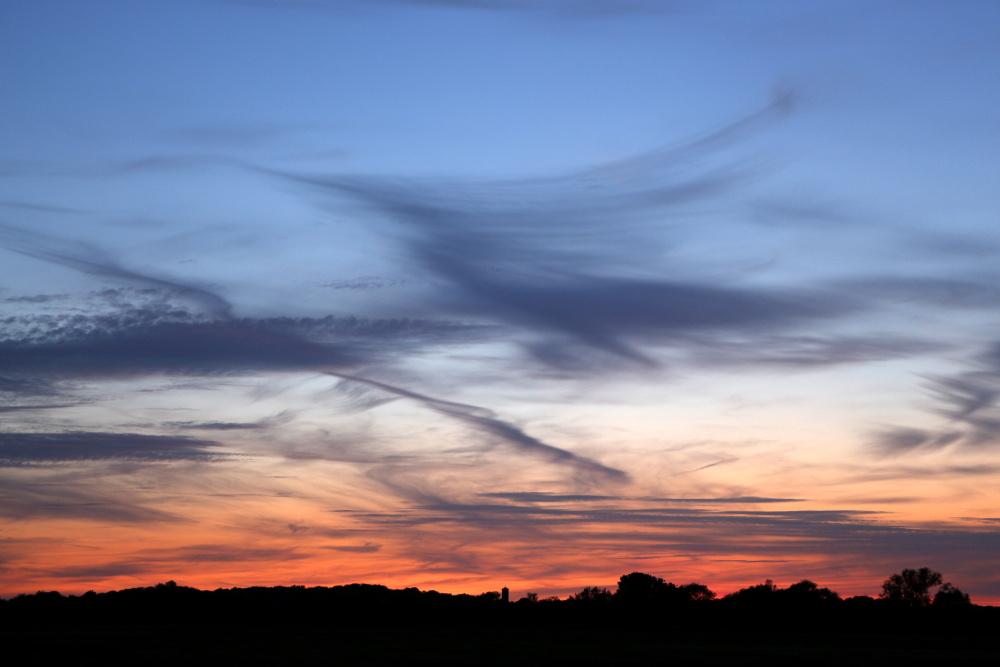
[682,334,946,368]
[871,343,1000,456]
[478,492,617,503]
[269,94,873,370]
[0,225,232,318]
[0,476,182,523]
[44,544,311,581]
[0,224,624,486]
[324,543,382,553]
[477,492,805,504]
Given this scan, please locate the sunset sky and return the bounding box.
[2,0,999,604]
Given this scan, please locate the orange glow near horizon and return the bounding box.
[3,385,998,605]
[6,480,998,607]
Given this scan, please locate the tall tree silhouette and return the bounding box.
[879,568,942,607]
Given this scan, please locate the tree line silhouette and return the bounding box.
[4,568,995,666]
[2,566,989,632]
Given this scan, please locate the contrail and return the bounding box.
[326,372,630,483]
[673,457,740,476]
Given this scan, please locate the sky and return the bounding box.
[2,0,999,603]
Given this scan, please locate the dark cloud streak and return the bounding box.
[0,432,229,466]
[271,94,864,369]
[871,343,1000,456]
[328,373,629,483]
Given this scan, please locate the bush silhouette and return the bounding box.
[932,582,971,607]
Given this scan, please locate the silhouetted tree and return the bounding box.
[614,573,715,607]
[932,582,971,607]
[675,582,715,602]
[615,572,668,604]
[784,579,840,603]
[723,579,778,604]
[571,586,613,603]
[879,568,943,607]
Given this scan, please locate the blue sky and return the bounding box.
[2,0,999,601]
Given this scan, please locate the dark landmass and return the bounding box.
[3,573,997,665]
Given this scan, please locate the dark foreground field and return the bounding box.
[8,623,998,666]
